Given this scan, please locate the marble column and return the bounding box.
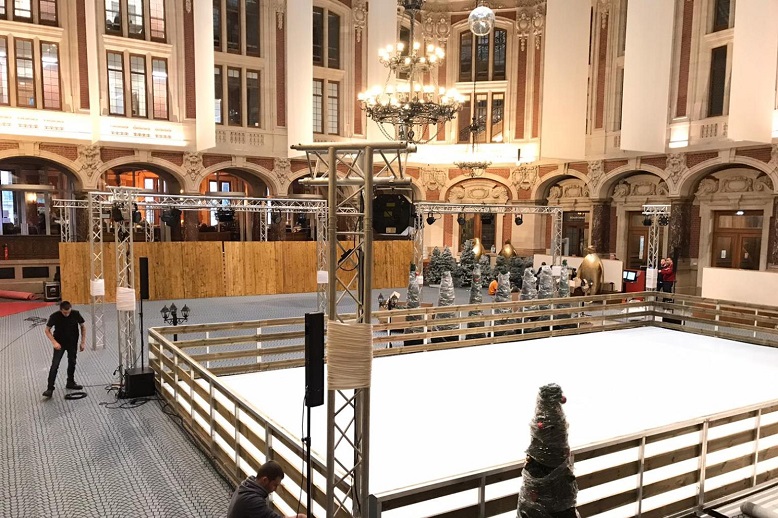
[668,198,693,259]
[769,196,778,268]
[73,191,90,242]
[183,211,199,242]
[590,202,611,255]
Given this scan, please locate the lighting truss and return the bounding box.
[291,140,413,518]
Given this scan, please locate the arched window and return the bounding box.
[459,28,507,82]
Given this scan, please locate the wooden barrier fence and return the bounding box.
[147,292,778,518]
[59,240,413,304]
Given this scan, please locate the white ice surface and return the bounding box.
[220,327,778,494]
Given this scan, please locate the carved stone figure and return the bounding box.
[576,247,605,295]
[273,157,292,185]
[77,144,102,178]
[183,151,204,182]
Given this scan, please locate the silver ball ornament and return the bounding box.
[468,5,495,37]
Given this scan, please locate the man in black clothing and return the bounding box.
[43,301,86,398]
[227,460,306,518]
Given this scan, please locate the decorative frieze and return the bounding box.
[420,167,447,192]
[354,0,366,42]
[511,164,538,191]
[447,180,509,204]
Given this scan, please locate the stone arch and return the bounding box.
[442,174,515,203]
[199,166,272,197]
[595,164,669,200]
[0,151,83,191]
[677,155,778,197]
[98,158,186,193]
[530,167,589,202]
[201,162,277,196]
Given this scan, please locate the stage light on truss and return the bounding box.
[426,213,437,225]
[643,216,652,227]
[457,213,467,226]
[658,215,669,226]
[514,214,523,226]
[480,212,493,224]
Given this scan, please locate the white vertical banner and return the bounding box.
[620,0,675,153]
[194,0,216,151]
[365,0,397,142]
[729,0,778,143]
[286,0,314,157]
[83,0,101,143]
[540,0,590,161]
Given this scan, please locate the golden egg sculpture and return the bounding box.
[472,238,484,261]
[499,240,517,259]
[577,246,605,295]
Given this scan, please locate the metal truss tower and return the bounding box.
[642,204,671,290]
[292,141,413,518]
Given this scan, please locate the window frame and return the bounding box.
[14,38,36,109]
[312,4,341,70]
[313,78,324,133]
[105,0,122,35]
[226,66,242,126]
[126,0,144,39]
[225,0,241,54]
[104,0,166,42]
[151,57,168,120]
[214,65,223,125]
[327,80,339,135]
[39,40,60,110]
[213,0,222,51]
[245,0,260,57]
[0,36,9,106]
[38,0,57,26]
[14,0,32,22]
[711,0,734,33]
[129,53,147,118]
[457,90,505,144]
[246,68,260,128]
[459,27,507,83]
[149,0,165,42]
[707,44,728,117]
[106,51,126,116]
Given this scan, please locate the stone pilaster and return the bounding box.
[668,198,693,260]
[770,197,778,268]
[590,202,611,255]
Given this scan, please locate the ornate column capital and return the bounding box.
[77,144,103,180]
[587,160,604,189]
[274,0,285,30]
[183,152,204,182]
[273,157,292,186]
[665,153,689,187]
[597,0,611,28]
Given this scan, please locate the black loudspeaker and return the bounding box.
[304,312,325,408]
[139,257,150,300]
[122,367,155,398]
[517,148,521,162]
[372,193,413,235]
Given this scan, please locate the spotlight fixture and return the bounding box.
[271,212,282,224]
[425,213,437,225]
[735,209,745,216]
[642,216,652,227]
[514,214,523,226]
[480,212,493,224]
[111,202,125,222]
[457,213,467,226]
[658,215,669,226]
[216,208,235,223]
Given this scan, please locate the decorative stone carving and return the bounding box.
[587,160,604,189]
[185,0,191,14]
[183,152,204,181]
[613,181,630,198]
[755,176,772,192]
[447,180,509,204]
[420,167,447,191]
[547,179,589,200]
[516,10,532,51]
[770,144,778,173]
[657,181,669,196]
[77,144,102,178]
[532,6,545,49]
[511,164,538,191]
[665,153,688,186]
[275,0,285,30]
[354,0,366,42]
[548,185,562,200]
[423,12,450,46]
[273,157,292,185]
[597,0,610,28]
[720,175,754,193]
[630,181,656,197]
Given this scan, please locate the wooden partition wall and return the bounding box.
[59,241,414,304]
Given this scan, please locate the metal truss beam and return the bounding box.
[291,141,412,518]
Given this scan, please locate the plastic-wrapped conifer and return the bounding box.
[432,271,458,342]
[404,263,423,346]
[466,265,485,339]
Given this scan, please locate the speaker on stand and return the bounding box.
[123,257,154,398]
[303,312,324,516]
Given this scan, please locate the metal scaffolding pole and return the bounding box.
[292,141,412,518]
[88,194,106,350]
[110,187,138,371]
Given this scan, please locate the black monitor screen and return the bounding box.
[623,270,637,282]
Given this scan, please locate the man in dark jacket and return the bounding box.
[227,460,306,518]
[43,300,86,398]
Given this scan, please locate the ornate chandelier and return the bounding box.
[358,0,464,144]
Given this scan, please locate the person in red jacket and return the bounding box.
[660,257,676,294]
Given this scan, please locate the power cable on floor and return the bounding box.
[0,317,47,355]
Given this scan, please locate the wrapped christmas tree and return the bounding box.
[427,247,443,285]
[558,261,570,298]
[519,268,539,334]
[404,263,423,346]
[479,255,493,283]
[466,265,485,339]
[517,383,578,518]
[441,247,458,279]
[493,272,514,336]
[458,239,476,288]
[536,266,554,329]
[432,271,458,342]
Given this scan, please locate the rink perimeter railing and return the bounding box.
[148,292,778,518]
